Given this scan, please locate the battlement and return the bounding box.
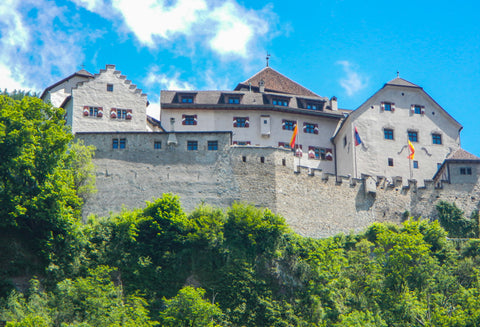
[79,134,480,238]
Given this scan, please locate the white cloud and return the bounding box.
[0,64,30,91]
[337,61,368,96]
[146,101,160,120]
[112,0,207,44]
[143,68,195,90]
[104,0,271,58]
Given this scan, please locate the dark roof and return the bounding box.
[385,77,421,88]
[234,67,319,97]
[446,148,480,161]
[40,69,94,99]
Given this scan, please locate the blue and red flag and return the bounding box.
[354,126,362,146]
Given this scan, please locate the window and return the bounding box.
[282,120,296,131]
[432,133,442,145]
[228,97,240,104]
[234,141,251,146]
[278,142,290,148]
[182,114,197,125]
[303,123,318,134]
[154,141,162,149]
[343,136,347,147]
[110,108,131,119]
[187,141,198,151]
[260,157,265,163]
[181,95,194,103]
[381,102,395,111]
[411,105,425,115]
[308,146,326,160]
[413,160,419,169]
[272,98,288,106]
[208,141,218,150]
[306,102,321,110]
[233,117,249,128]
[84,106,103,117]
[112,138,126,149]
[107,84,114,92]
[408,131,418,142]
[460,167,472,175]
[384,128,394,140]
[388,158,394,166]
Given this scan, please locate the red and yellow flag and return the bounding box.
[289,124,298,149]
[408,140,415,159]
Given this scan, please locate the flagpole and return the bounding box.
[353,125,357,179]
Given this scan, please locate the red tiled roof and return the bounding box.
[234,67,319,97]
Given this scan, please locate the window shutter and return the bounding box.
[83,106,89,116]
[391,103,395,112]
[282,120,286,130]
[381,103,385,111]
[245,117,250,128]
[233,117,237,127]
[421,107,425,115]
[97,107,103,118]
[278,142,285,147]
[194,114,198,125]
[326,148,333,161]
[233,141,238,145]
[182,114,186,125]
[410,105,415,114]
[110,108,117,119]
[246,141,251,145]
[126,109,132,120]
[303,122,306,132]
[314,124,319,135]
[308,146,315,158]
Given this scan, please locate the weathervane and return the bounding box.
[266,53,271,67]
[397,71,399,78]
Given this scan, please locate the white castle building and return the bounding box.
[41,64,478,186]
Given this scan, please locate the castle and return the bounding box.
[40,64,480,237]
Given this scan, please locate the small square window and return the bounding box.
[187,141,198,151]
[414,105,422,114]
[107,84,114,92]
[460,167,472,175]
[228,97,240,104]
[272,98,288,106]
[388,158,394,166]
[384,103,392,111]
[184,115,196,125]
[154,141,162,149]
[283,120,295,131]
[408,131,418,142]
[413,160,419,169]
[119,138,126,149]
[208,141,218,151]
[384,129,394,140]
[304,123,316,134]
[432,134,442,145]
[112,139,119,149]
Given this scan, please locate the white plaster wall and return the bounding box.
[44,75,92,108]
[70,66,148,134]
[339,86,460,185]
[161,108,339,172]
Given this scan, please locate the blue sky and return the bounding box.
[1,0,479,155]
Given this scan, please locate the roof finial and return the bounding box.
[266,53,270,67]
[397,71,399,78]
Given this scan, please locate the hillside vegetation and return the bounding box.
[2,96,480,326]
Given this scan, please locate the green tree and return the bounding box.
[160,286,224,327]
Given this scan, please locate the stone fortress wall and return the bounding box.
[79,132,480,238]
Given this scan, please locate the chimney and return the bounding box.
[330,96,338,111]
[259,79,265,93]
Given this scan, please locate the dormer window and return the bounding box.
[228,97,240,104]
[272,99,288,106]
[181,95,194,103]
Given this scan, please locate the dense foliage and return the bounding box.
[3,96,480,326]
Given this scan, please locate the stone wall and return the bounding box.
[80,133,480,237]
